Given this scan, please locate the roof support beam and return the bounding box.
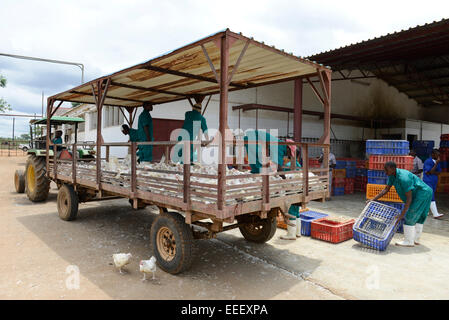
[71,90,145,104]
[110,81,187,97]
[143,65,248,89]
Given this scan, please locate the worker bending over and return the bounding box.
[423,149,444,219]
[369,161,433,247]
[243,131,302,240]
[177,103,209,163]
[121,102,154,163]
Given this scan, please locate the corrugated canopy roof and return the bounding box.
[50,29,329,107]
[308,18,449,107]
[30,116,85,125]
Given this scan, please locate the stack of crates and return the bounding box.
[412,140,434,163]
[440,134,449,173]
[365,140,410,233]
[345,160,356,194]
[355,160,368,193]
[332,166,346,196]
[437,172,449,194]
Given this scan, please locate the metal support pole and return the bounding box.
[294,78,303,142]
[217,33,229,211]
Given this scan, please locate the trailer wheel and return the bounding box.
[150,212,193,274]
[14,169,26,193]
[57,184,79,221]
[237,215,277,243]
[25,155,50,202]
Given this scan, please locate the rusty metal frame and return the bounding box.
[45,28,332,223]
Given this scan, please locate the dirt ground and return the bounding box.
[2,156,449,300]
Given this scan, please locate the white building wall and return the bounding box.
[63,73,449,158]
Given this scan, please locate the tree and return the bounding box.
[0,73,12,112]
[20,133,30,140]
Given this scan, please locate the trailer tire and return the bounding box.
[14,169,26,193]
[150,212,193,274]
[25,155,50,202]
[57,184,79,221]
[237,215,277,243]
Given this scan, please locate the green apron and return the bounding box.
[177,110,208,163]
[387,168,433,226]
[243,130,287,174]
[129,110,153,162]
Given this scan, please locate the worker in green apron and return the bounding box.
[243,132,301,240]
[121,102,154,162]
[177,103,209,163]
[368,161,433,247]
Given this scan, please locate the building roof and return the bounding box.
[49,29,329,107]
[308,18,449,107]
[30,116,85,125]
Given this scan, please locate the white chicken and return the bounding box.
[112,253,132,274]
[140,256,157,281]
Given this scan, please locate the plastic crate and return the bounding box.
[356,160,368,168]
[311,217,355,244]
[441,134,449,141]
[299,211,329,236]
[441,140,449,148]
[333,177,346,185]
[353,201,402,251]
[333,169,346,178]
[366,140,409,156]
[333,187,345,196]
[366,184,402,202]
[356,168,367,176]
[346,160,356,167]
[277,207,310,230]
[438,172,449,186]
[367,170,388,184]
[368,155,413,171]
[346,167,356,178]
[335,160,346,169]
[309,158,321,168]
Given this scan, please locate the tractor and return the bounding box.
[14,116,95,202]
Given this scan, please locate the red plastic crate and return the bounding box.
[311,218,355,244]
[441,134,449,141]
[368,155,413,171]
[333,177,345,185]
[308,158,321,168]
[356,160,368,168]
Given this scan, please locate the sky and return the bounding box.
[1,0,448,137]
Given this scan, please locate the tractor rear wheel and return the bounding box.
[237,215,277,243]
[150,211,193,274]
[25,155,50,202]
[57,184,79,221]
[14,169,25,193]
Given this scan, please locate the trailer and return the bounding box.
[43,29,332,274]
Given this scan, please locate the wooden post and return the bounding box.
[53,144,57,180]
[106,145,110,162]
[131,142,137,207]
[217,33,229,211]
[303,144,309,198]
[46,99,53,177]
[183,141,191,210]
[72,143,77,184]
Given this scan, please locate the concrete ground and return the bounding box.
[2,157,449,300]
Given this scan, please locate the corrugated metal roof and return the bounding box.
[30,116,85,125]
[308,18,449,107]
[50,29,329,107]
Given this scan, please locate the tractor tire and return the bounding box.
[14,169,26,193]
[237,215,277,243]
[57,184,79,221]
[25,155,50,202]
[150,211,193,274]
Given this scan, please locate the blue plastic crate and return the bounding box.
[367,170,387,184]
[346,167,356,178]
[366,140,409,155]
[412,140,434,149]
[299,211,329,236]
[333,187,345,196]
[335,160,346,169]
[353,201,402,251]
[441,140,449,148]
[346,160,356,167]
[378,201,405,233]
[356,168,367,176]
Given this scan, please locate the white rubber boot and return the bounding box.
[280,219,297,240]
[414,223,423,245]
[395,225,415,247]
[296,218,301,238]
[430,201,444,219]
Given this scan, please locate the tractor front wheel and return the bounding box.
[25,155,50,202]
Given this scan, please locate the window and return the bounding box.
[104,106,124,127]
[78,115,85,132]
[89,112,97,130]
